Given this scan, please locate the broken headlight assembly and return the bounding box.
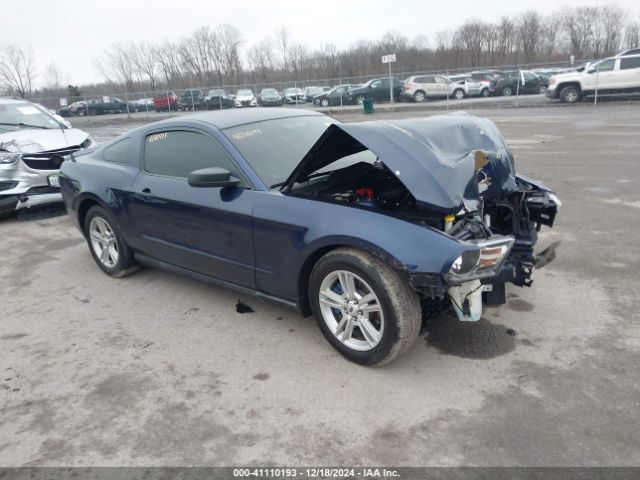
[447,236,515,283]
[0,152,20,164]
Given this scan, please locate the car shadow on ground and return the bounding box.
[424,311,516,359]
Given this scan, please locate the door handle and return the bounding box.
[134,188,154,202]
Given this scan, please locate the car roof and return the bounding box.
[169,108,323,130]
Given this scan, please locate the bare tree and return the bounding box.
[218,24,242,83]
[562,7,594,59]
[458,20,487,66]
[601,4,627,55]
[497,17,517,62]
[275,25,290,72]
[132,41,160,90]
[156,40,182,88]
[0,45,36,98]
[248,38,276,82]
[94,42,137,92]
[625,21,640,49]
[517,11,543,62]
[43,63,65,90]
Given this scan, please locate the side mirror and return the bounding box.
[188,167,240,188]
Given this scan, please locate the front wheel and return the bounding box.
[453,88,465,100]
[559,85,581,103]
[355,95,366,105]
[538,85,547,94]
[309,248,421,366]
[501,86,513,96]
[84,206,139,278]
[480,88,489,97]
[321,98,330,107]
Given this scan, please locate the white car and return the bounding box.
[448,75,489,97]
[546,49,640,103]
[235,89,257,107]
[0,98,92,215]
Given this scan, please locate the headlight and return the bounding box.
[450,250,480,275]
[81,137,93,149]
[0,152,20,164]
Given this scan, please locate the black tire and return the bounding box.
[538,85,547,94]
[413,90,426,102]
[501,86,513,96]
[88,108,97,116]
[480,88,489,97]
[453,88,465,100]
[321,98,330,107]
[309,248,421,366]
[355,95,366,105]
[559,85,581,103]
[84,206,139,278]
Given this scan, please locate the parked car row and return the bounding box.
[56,51,640,117]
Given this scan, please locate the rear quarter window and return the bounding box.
[102,138,131,164]
[620,57,640,70]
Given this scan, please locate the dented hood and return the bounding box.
[0,128,89,154]
[284,112,517,213]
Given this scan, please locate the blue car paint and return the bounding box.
[60,111,477,313]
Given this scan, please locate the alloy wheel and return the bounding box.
[318,270,384,351]
[89,216,119,268]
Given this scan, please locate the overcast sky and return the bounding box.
[2,0,639,86]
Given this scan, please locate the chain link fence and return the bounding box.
[28,58,587,117]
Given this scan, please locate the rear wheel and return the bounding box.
[480,88,489,97]
[453,88,465,100]
[559,85,581,103]
[501,86,513,96]
[413,90,426,102]
[321,98,330,107]
[309,248,421,366]
[355,95,366,105]
[538,85,547,94]
[84,206,139,278]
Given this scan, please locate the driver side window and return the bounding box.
[143,130,241,183]
[596,59,616,72]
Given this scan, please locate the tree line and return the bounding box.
[1,3,639,100]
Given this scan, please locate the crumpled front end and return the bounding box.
[285,112,561,323]
[0,132,91,214]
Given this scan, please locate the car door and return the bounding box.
[521,72,539,93]
[433,76,450,97]
[618,56,640,90]
[128,127,256,288]
[583,59,617,91]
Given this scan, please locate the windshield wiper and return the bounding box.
[0,122,50,129]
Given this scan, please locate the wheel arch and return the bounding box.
[296,240,406,316]
[77,194,108,234]
[557,81,582,97]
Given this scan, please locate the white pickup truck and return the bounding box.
[546,48,640,103]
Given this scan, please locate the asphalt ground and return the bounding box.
[1,102,639,467]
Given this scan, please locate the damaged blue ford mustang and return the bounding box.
[60,108,560,365]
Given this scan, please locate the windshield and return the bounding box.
[237,89,253,96]
[0,102,63,130]
[223,115,335,187]
[208,90,225,95]
[262,89,278,94]
[285,88,303,94]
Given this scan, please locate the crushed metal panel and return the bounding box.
[284,112,518,213]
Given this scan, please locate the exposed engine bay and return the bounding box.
[283,114,561,324]
[292,159,445,229]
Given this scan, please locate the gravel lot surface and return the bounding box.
[1,103,639,466]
